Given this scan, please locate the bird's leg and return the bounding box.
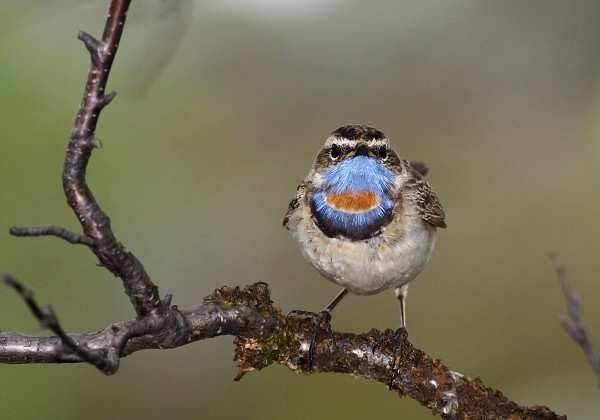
[307,288,348,368]
[394,284,409,329]
[320,287,349,320]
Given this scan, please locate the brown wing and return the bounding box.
[283,181,306,229]
[409,161,429,177]
[408,178,447,229]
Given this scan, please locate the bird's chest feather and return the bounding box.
[310,157,396,241]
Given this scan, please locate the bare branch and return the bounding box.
[551,255,600,386]
[0,282,564,419]
[10,0,162,316]
[9,225,94,246]
[2,274,114,373]
[61,0,162,317]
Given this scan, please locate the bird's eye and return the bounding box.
[377,145,388,160]
[330,144,342,160]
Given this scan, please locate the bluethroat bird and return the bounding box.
[284,124,446,329]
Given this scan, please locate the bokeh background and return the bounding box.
[2,1,600,419]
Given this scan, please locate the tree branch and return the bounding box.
[10,225,95,246]
[2,274,114,372]
[12,0,161,317]
[0,282,563,419]
[2,0,566,418]
[64,0,161,317]
[551,255,600,386]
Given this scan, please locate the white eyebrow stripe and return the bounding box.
[325,137,391,148]
[332,138,357,147]
[368,139,389,147]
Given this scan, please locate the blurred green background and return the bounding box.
[2,1,600,419]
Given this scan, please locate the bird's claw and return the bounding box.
[317,309,332,324]
[306,310,332,370]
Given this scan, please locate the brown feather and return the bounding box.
[404,176,446,229]
[283,182,306,229]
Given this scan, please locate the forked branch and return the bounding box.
[3,0,566,418]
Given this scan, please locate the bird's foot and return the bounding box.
[287,309,332,371]
[307,310,332,369]
[394,326,408,340]
[317,309,332,324]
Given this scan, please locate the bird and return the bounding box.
[283,124,446,329]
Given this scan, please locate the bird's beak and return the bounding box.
[352,144,371,158]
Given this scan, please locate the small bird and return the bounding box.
[284,124,446,328]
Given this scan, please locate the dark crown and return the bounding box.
[331,124,386,142]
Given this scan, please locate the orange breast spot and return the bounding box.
[325,191,380,213]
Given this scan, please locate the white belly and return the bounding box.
[293,216,437,295]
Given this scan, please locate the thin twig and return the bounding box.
[2,274,114,373]
[9,225,94,246]
[551,255,600,386]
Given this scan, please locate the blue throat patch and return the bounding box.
[311,156,395,240]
